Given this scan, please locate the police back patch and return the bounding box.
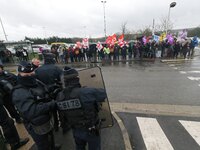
[57,99,82,110]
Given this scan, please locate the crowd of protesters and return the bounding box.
[41,39,198,64]
[0,33,199,64]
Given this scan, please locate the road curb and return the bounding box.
[112,111,133,150]
[110,102,200,117]
[160,59,192,63]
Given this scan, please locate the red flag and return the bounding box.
[106,36,112,45]
[118,34,124,43]
[111,34,117,46]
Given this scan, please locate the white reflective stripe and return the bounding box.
[137,117,174,150]
[187,77,200,81]
[179,120,200,146]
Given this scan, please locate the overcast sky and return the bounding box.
[0,0,200,41]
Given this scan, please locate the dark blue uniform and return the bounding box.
[35,54,63,132]
[57,85,106,150]
[0,70,22,122]
[12,72,56,150]
[35,64,62,85]
[0,96,20,147]
[0,83,29,149]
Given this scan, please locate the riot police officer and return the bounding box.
[0,62,23,123]
[35,53,62,85]
[0,85,29,150]
[12,61,60,150]
[56,66,107,150]
[35,53,67,133]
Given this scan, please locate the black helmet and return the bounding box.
[18,61,34,73]
[63,66,80,88]
[43,53,56,64]
[63,66,79,80]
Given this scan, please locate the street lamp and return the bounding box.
[0,17,8,41]
[101,1,107,40]
[166,2,176,34]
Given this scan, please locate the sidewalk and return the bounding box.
[13,116,126,150]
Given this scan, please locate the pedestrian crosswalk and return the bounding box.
[179,120,200,146]
[117,111,200,150]
[137,117,174,150]
[130,116,200,150]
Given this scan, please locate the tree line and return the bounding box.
[25,27,200,45]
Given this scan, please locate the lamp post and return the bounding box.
[166,2,176,34]
[101,1,107,40]
[0,17,8,41]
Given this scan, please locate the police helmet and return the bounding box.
[43,53,56,64]
[63,66,79,80]
[63,66,81,87]
[18,61,34,73]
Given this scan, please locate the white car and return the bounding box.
[32,45,50,53]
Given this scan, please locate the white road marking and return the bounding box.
[180,71,200,74]
[187,77,200,81]
[173,67,178,70]
[137,117,174,150]
[180,71,187,74]
[169,64,175,67]
[179,120,200,146]
[189,71,200,73]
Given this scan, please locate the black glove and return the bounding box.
[0,79,13,92]
[47,84,62,99]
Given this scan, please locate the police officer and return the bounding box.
[35,53,62,85]
[0,85,29,150]
[0,62,23,123]
[12,61,60,150]
[56,66,107,150]
[35,53,67,133]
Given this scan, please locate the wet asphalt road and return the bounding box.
[85,59,200,106]
[5,56,200,150]
[7,58,200,106]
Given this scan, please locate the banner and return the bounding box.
[178,29,188,39]
[159,33,166,42]
[96,41,103,52]
[153,35,160,43]
[167,34,174,45]
[82,38,89,48]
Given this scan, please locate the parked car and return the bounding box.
[32,44,50,53]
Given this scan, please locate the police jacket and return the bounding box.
[56,87,106,128]
[0,71,17,85]
[12,77,56,126]
[35,64,62,86]
[0,71,16,101]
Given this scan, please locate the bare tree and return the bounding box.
[154,16,173,33]
[121,22,128,35]
[137,26,152,36]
